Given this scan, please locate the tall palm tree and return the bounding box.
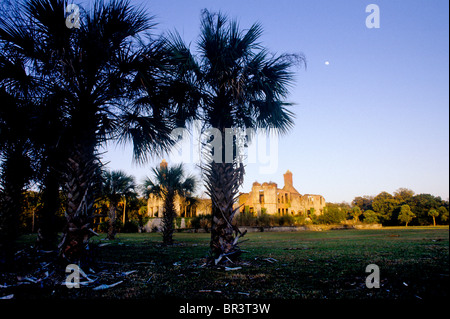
[0,0,178,265]
[143,161,196,245]
[102,170,136,240]
[166,10,304,264]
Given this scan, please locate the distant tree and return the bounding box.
[143,162,196,245]
[363,210,379,224]
[439,206,448,223]
[393,188,415,203]
[398,204,415,226]
[125,197,149,230]
[352,196,374,211]
[428,209,439,226]
[372,192,398,224]
[319,205,347,224]
[351,206,362,223]
[102,170,136,240]
[21,191,42,233]
[406,194,442,225]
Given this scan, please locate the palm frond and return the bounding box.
[116,111,176,164]
[143,162,196,201]
[102,169,136,201]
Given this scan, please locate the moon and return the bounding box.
[324,61,330,65]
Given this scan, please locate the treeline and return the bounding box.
[324,188,449,226]
[12,177,149,236]
[233,188,449,227]
[13,187,449,234]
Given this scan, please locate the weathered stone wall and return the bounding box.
[147,195,211,218]
[143,217,190,232]
[238,171,326,216]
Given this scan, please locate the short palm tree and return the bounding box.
[165,10,304,264]
[102,170,136,240]
[143,161,196,245]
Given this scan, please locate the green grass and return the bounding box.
[10,226,449,300]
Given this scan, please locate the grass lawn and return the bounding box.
[8,226,449,301]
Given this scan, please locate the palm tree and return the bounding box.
[165,10,304,264]
[102,170,136,240]
[143,161,196,245]
[0,0,178,264]
[0,0,74,252]
[0,45,37,268]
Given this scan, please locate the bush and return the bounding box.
[140,216,151,228]
[174,217,192,229]
[236,211,306,227]
[98,221,109,233]
[175,217,182,229]
[256,212,273,227]
[196,211,310,228]
[318,206,347,224]
[191,214,211,232]
[278,214,295,226]
[293,214,306,225]
[97,218,124,233]
[122,220,139,233]
[236,211,257,226]
[363,210,379,224]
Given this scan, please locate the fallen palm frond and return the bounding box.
[0,245,145,298]
[263,257,278,263]
[92,281,123,291]
[224,266,242,271]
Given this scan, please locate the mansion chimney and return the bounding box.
[283,170,293,188]
[160,159,168,170]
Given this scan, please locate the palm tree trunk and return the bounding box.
[108,201,117,240]
[0,190,21,270]
[36,169,60,250]
[122,197,126,225]
[32,209,35,233]
[0,145,31,270]
[58,143,100,265]
[204,161,245,265]
[162,192,176,245]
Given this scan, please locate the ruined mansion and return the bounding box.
[146,161,325,219]
[238,170,326,217]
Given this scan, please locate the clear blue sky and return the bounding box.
[101,0,449,203]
